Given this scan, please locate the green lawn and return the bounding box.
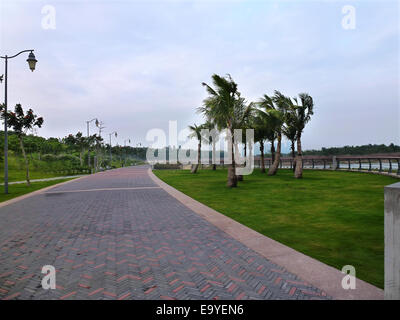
[0,154,87,183]
[154,168,398,288]
[0,178,74,203]
[0,154,139,183]
[0,169,77,183]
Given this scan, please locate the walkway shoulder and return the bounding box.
[0,176,86,209]
[148,168,384,300]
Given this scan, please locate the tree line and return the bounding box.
[0,103,147,185]
[303,143,400,156]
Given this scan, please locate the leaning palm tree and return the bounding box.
[258,91,288,176]
[198,74,249,187]
[266,109,284,176]
[265,126,276,163]
[232,98,253,182]
[251,109,270,173]
[289,93,314,178]
[188,123,204,174]
[282,111,298,171]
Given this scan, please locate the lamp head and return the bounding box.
[26,51,37,72]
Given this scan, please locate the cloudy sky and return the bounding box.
[0,0,398,152]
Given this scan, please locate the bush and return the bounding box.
[41,153,79,163]
[153,163,182,170]
[56,154,80,162]
[41,154,58,161]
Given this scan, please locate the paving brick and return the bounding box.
[0,166,330,300]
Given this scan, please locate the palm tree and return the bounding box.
[202,120,219,170]
[251,109,269,173]
[289,93,314,178]
[235,100,254,181]
[258,91,288,176]
[188,123,203,174]
[198,74,249,187]
[282,111,297,171]
[265,126,276,164]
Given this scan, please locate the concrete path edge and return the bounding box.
[148,168,384,300]
[0,174,87,186]
[0,176,86,209]
[0,168,125,209]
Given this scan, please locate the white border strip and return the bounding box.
[45,186,161,194]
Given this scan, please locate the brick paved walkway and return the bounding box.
[0,166,330,300]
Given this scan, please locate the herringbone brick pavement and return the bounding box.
[0,166,330,300]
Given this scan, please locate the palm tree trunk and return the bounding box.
[291,139,296,172]
[227,132,237,188]
[244,143,247,175]
[260,141,266,173]
[271,139,275,163]
[191,141,201,173]
[19,136,30,186]
[212,140,216,170]
[294,134,303,179]
[268,133,281,176]
[235,142,243,181]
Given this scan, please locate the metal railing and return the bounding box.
[156,154,400,177]
[252,155,400,176]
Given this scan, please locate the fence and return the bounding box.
[252,155,400,176]
[154,154,400,177]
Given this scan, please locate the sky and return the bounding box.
[0,0,399,153]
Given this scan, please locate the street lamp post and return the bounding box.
[124,139,131,166]
[86,118,98,172]
[0,50,37,194]
[108,131,117,166]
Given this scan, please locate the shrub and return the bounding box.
[41,154,58,161]
[153,163,182,170]
[56,154,80,162]
[41,153,80,163]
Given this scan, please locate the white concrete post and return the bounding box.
[385,182,400,299]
